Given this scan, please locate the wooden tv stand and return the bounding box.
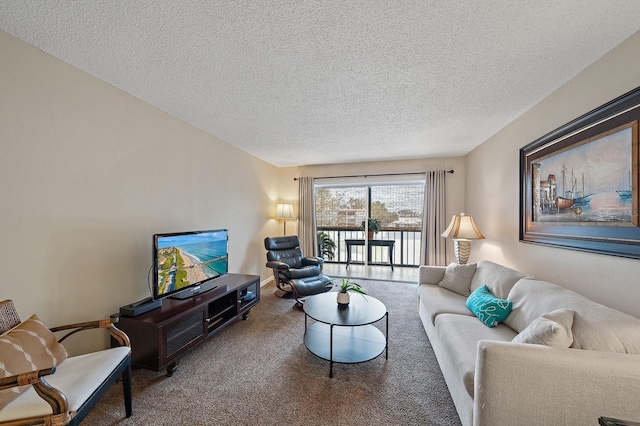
[113,273,260,376]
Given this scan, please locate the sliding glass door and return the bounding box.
[370,184,424,267]
[315,179,425,268]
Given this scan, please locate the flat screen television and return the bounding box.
[153,229,228,300]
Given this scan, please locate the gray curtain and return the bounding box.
[298,176,317,256]
[421,170,447,265]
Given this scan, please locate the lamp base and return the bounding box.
[453,239,471,265]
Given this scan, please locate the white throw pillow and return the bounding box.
[512,309,574,348]
[437,263,477,296]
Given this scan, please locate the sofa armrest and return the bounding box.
[474,340,640,426]
[50,317,130,348]
[418,265,446,285]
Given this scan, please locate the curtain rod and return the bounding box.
[293,170,453,181]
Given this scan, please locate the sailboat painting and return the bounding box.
[533,122,636,225]
[521,87,640,259]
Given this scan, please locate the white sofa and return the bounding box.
[418,260,640,426]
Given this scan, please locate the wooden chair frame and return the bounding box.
[0,300,132,425]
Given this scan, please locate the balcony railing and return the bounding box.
[317,227,422,267]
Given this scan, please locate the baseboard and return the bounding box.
[260,276,274,287]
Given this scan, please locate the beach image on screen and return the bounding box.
[156,230,228,296]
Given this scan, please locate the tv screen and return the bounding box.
[153,229,228,300]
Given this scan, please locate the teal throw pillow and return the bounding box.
[466,285,512,328]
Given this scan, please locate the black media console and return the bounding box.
[113,273,260,376]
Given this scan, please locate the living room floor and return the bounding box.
[323,262,418,282]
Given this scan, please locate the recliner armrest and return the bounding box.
[302,257,324,266]
[266,260,290,270]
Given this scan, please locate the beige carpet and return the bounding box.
[86,280,461,425]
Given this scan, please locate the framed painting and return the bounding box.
[520,86,640,258]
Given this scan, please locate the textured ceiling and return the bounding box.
[1,2,640,167]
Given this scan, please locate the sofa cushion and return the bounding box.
[0,314,68,410]
[469,260,527,299]
[512,309,574,348]
[418,284,474,325]
[505,279,640,354]
[437,263,477,296]
[466,285,513,328]
[435,313,517,397]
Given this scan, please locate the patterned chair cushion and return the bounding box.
[0,314,68,409]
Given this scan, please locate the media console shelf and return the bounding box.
[113,273,260,376]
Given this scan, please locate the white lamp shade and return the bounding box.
[275,203,295,219]
[441,213,484,240]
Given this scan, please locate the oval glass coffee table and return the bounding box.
[303,292,388,377]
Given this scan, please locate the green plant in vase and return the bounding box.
[333,278,366,306]
[361,218,382,239]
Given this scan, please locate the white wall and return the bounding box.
[0,31,282,353]
[466,31,640,317]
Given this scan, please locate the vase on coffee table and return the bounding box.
[333,278,366,308]
[337,291,350,306]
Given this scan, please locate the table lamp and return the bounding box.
[441,213,484,264]
[275,203,295,235]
